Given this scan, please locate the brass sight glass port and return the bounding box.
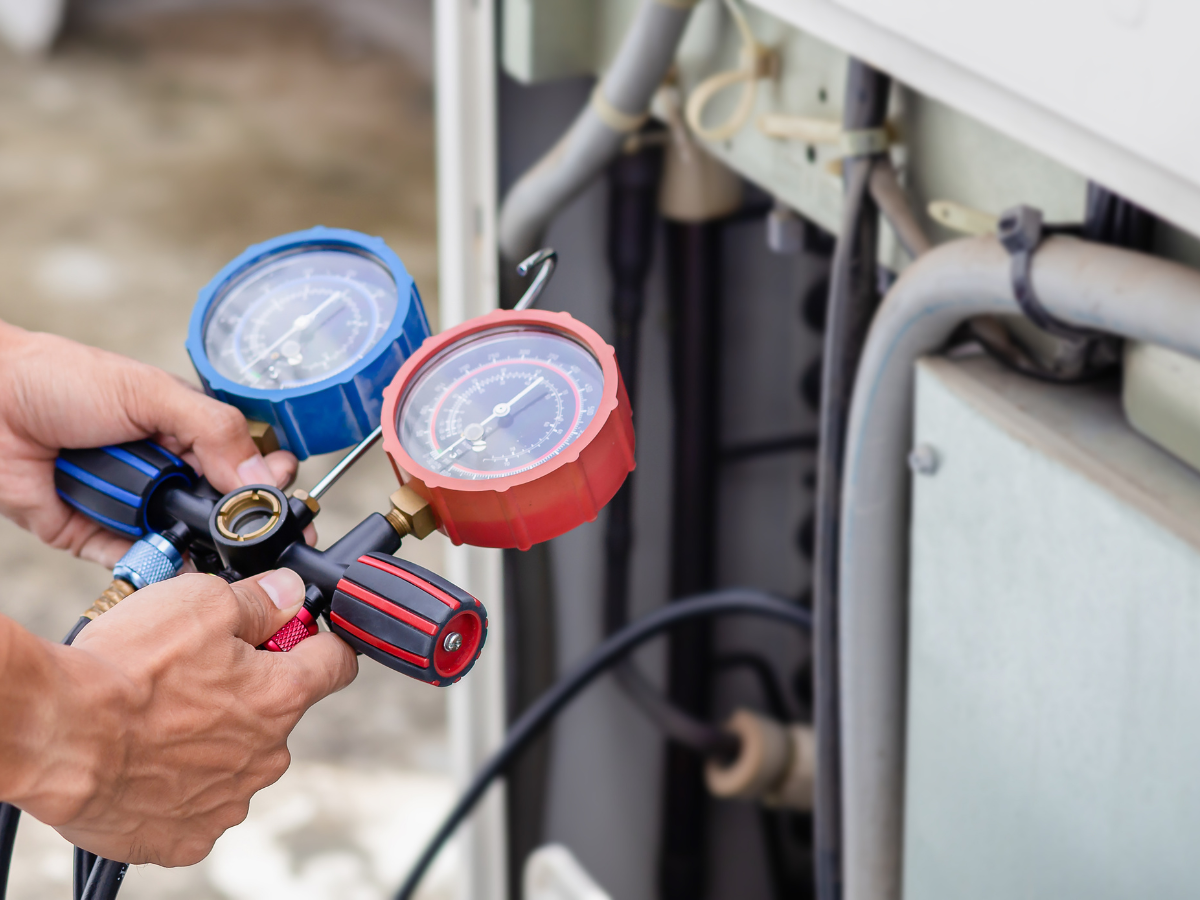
[216,488,283,542]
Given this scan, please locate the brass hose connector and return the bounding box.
[385,486,437,540]
[83,578,136,620]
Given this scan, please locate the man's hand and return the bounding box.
[0,322,300,566]
[0,568,356,866]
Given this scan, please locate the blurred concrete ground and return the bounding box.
[0,5,458,899]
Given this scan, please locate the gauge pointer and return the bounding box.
[433,375,545,460]
[239,291,348,375]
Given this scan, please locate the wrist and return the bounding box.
[0,617,61,806]
[0,620,130,824]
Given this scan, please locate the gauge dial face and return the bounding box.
[398,327,605,481]
[203,247,399,390]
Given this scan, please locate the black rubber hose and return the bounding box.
[392,590,812,900]
[600,141,737,761]
[0,803,17,900]
[79,858,126,900]
[813,59,890,900]
[713,653,791,724]
[63,615,90,646]
[74,850,97,900]
[614,663,740,761]
[603,137,660,635]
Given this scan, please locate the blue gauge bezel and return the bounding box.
[186,226,431,459]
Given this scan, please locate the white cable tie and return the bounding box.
[590,84,650,134]
[757,113,841,144]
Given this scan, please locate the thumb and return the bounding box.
[229,569,306,646]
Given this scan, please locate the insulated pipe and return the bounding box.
[814,59,890,900]
[868,159,932,259]
[496,0,697,276]
[839,235,1200,900]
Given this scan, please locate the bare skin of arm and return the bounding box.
[0,569,357,866]
[0,321,354,864]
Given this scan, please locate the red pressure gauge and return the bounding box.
[380,308,635,549]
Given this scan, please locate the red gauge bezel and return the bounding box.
[380,308,635,550]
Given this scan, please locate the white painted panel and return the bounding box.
[906,355,1200,898]
[839,0,1199,187]
[748,0,1200,240]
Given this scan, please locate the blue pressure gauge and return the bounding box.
[187,226,430,459]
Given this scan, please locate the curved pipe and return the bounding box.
[497,0,696,271]
[839,235,1200,900]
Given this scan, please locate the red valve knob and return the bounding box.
[263,607,319,652]
[328,553,487,686]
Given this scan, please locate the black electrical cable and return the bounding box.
[813,59,890,900]
[392,590,812,900]
[720,432,818,463]
[599,139,739,765]
[0,803,17,900]
[713,653,791,724]
[74,849,97,900]
[614,663,740,761]
[79,858,126,900]
[63,615,90,646]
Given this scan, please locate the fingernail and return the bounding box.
[259,568,304,610]
[237,454,275,487]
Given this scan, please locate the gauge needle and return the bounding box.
[433,375,545,460]
[239,292,347,375]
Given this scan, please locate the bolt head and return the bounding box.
[443,632,463,652]
[908,443,941,476]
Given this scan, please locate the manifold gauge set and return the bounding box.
[53,226,634,681]
[14,227,635,900]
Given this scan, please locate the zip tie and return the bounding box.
[757,113,841,144]
[997,205,1100,341]
[928,199,998,236]
[839,126,889,157]
[684,0,774,143]
[590,84,649,134]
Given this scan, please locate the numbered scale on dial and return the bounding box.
[188,226,430,458]
[382,309,635,550]
[400,327,605,479]
[202,248,399,391]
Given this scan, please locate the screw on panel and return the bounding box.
[908,444,940,476]
[443,632,463,652]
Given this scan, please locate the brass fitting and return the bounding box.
[247,421,280,455]
[385,486,437,539]
[83,578,136,620]
[291,488,321,516]
[215,488,282,542]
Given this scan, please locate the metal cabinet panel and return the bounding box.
[905,355,1200,899]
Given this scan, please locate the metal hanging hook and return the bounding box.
[513,248,557,311]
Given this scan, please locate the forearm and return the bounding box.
[0,614,62,806]
[0,615,116,823]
